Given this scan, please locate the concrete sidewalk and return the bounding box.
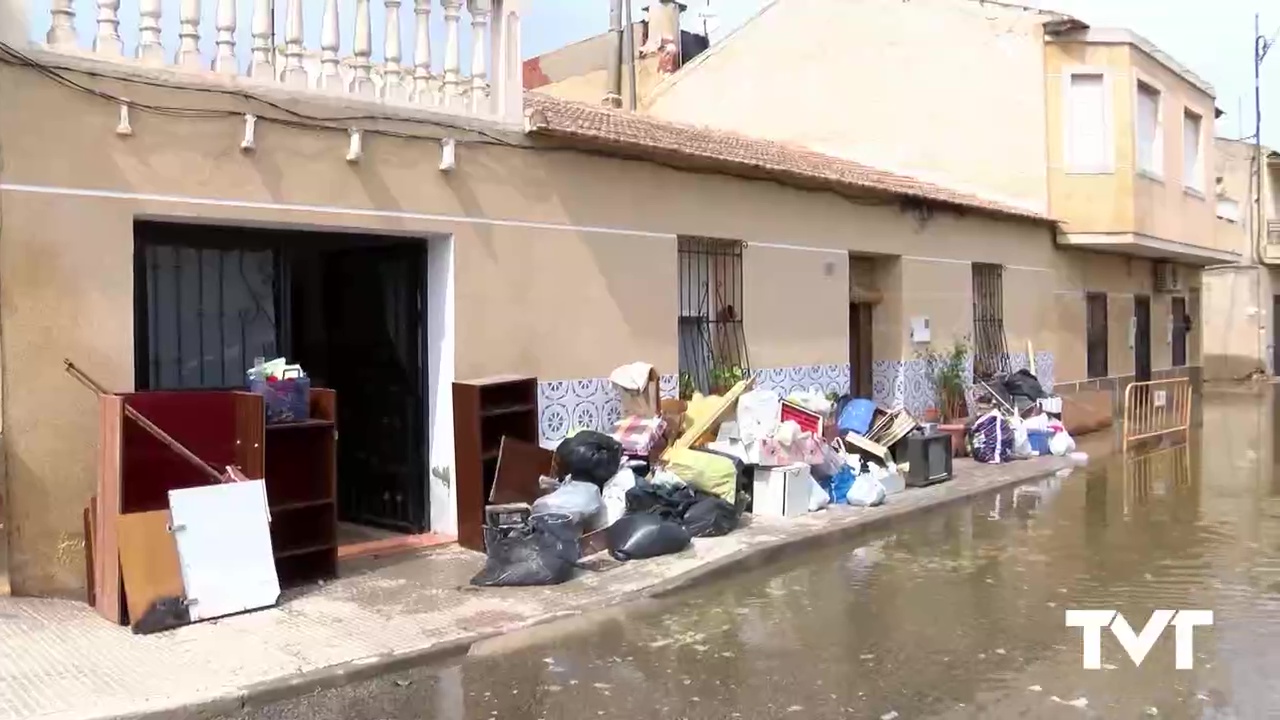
[0,454,1082,720]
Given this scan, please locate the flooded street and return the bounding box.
[231,387,1280,720]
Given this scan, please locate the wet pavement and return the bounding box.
[222,386,1280,720]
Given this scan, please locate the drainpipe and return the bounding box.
[605,0,624,108]
[623,0,638,111]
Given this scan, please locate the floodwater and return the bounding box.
[235,386,1280,720]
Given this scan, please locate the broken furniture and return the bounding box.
[453,375,539,551]
[87,385,337,627]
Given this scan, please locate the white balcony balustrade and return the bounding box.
[34,0,523,124]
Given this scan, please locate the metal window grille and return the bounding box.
[677,236,749,397]
[1086,292,1109,379]
[971,263,1009,379]
[136,243,280,390]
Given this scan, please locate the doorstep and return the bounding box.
[0,453,1082,720]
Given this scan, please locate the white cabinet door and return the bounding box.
[169,480,280,622]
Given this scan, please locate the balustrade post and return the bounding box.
[351,0,375,96]
[94,1,124,56]
[47,1,77,48]
[249,0,274,78]
[319,0,342,89]
[383,1,407,100]
[137,0,164,64]
[467,1,491,113]
[175,0,202,68]
[213,0,238,74]
[282,0,307,86]
[441,0,464,107]
[413,0,437,104]
[490,0,522,122]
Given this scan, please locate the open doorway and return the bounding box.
[133,221,448,556]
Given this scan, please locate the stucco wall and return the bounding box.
[643,0,1051,215]
[1050,249,1200,384]
[1045,42,1137,234]
[1201,266,1272,380]
[1,61,1058,595]
[1046,40,1218,250]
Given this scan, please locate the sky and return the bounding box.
[20,0,1280,145]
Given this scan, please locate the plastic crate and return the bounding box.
[1027,429,1052,456]
[251,375,311,424]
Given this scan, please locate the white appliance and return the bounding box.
[752,463,813,519]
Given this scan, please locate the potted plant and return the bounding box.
[919,338,969,423]
[708,364,747,395]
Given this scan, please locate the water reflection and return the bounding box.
[244,387,1280,720]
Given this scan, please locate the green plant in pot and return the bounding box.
[918,338,970,423]
[708,364,747,395]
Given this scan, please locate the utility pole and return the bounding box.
[1256,13,1267,261]
[606,0,624,108]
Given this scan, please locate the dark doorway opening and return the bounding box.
[1134,295,1152,382]
[849,302,873,398]
[133,222,431,542]
[1171,296,1188,368]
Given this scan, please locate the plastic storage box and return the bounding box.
[1026,429,1052,456]
[251,375,311,424]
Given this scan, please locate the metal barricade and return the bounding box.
[1122,378,1193,451]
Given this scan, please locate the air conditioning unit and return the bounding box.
[1154,262,1184,293]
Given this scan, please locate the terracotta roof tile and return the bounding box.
[524,93,1052,224]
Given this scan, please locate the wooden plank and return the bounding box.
[661,376,755,462]
[83,501,96,608]
[118,510,188,634]
[490,437,553,505]
[94,395,125,625]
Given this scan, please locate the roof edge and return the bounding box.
[1046,27,1215,98]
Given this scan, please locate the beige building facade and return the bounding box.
[0,0,1221,597]
[528,0,1224,404]
[1201,139,1280,380]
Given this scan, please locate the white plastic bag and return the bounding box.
[846,474,887,507]
[1009,416,1034,459]
[866,461,905,495]
[601,468,638,526]
[786,388,833,415]
[532,480,606,529]
[807,474,831,512]
[736,390,782,444]
[1049,429,1076,457]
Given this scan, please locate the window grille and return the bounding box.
[136,243,279,390]
[677,237,749,398]
[971,263,1009,379]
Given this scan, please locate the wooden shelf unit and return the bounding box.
[94,388,339,624]
[453,376,539,551]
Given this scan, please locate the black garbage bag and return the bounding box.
[682,495,739,538]
[1002,369,1046,400]
[606,513,691,561]
[554,431,624,487]
[625,481,700,521]
[469,513,581,587]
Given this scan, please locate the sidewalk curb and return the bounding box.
[104,456,1079,720]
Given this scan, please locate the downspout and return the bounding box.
[605,0,623,108]
[623,0,637,111]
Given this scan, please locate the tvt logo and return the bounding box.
[1065,609,1213,669]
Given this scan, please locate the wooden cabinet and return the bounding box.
[94,389,338,624]
[452,376,539,551]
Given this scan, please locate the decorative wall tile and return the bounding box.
[867,351,1057,419]
[537,365,851,447]
[751,363,850,398]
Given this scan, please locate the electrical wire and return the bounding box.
[0,38,917,214]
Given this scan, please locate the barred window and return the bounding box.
[677,237,749,398]
[971,263,1009,379]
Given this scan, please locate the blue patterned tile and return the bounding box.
[658,373,678,399]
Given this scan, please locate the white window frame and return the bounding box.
[1062,68,1115,175]
[1182,107,1205,196]
[1134,76,1164,180]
